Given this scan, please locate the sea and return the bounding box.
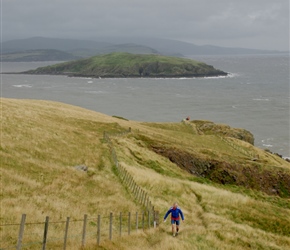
[1,54,289,157]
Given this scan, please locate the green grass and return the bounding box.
[89,53,202,67]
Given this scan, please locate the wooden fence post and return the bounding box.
[119,165,124,180]
[124,171,129,184]
[129,177,133,190]
[156,211,159,226]
[135,184,138,197]
[152,207,156,228]
[128,212,131,235]
[133,183,136,197]
[109,212,113,240]
[131,179,135,191]
[42,216,49,250]
[143,193,147,206]
[141,191,144,204]
[135,185,138,199]
[136,212,138,232]
[119,212,122,237]
[139,188,143,202]
[142,211,145,230]
[148,211,150,228]
[63,217,70,250]
[16,214,26,250]
[137,187,141,201]
[97,215,101,246]
[82,214,87,247]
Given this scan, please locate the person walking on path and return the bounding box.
[163,202,184,237]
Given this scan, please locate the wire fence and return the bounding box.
[0,211,159,250]
[103,128,157,213]
[218,136,257,159]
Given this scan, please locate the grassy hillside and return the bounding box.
[1,98,290,249]
[23,52,227,78]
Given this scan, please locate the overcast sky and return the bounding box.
[1,0,289,50]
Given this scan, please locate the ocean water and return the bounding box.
[1,54,289,157]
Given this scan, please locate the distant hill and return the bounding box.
[23,52,228,78]
[0,49,80,62]
[1,36,112,54]
[1,37,286,62]
[92,36,286,55]
[1,37,161,61]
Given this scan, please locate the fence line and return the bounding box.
[1,211,158,249]
[103,128,158,216]
[218,135,257,159]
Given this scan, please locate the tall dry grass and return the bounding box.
[1,98,290,250]
[1,99,140,248]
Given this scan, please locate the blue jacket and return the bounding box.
[164,207,184,221]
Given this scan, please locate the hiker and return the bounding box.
[163,202,184,236]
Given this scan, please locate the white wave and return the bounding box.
[253,98,269,101]
[99,74,235,80]
[263,144,273,147]
[228,73,238,78]
[87,81,93,83]
[175,93,191,98]
[13,84,32,88]
[84,90,106,94]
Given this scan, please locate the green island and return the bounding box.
[23,52,228,78]
[1,98,290,249]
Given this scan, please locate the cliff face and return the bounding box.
[23,52,228,78]
[151,146,290,197]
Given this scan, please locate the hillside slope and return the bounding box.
[23,52,228,78]
[1,98,289,250]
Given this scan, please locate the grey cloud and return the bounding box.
[2,0,289,50]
